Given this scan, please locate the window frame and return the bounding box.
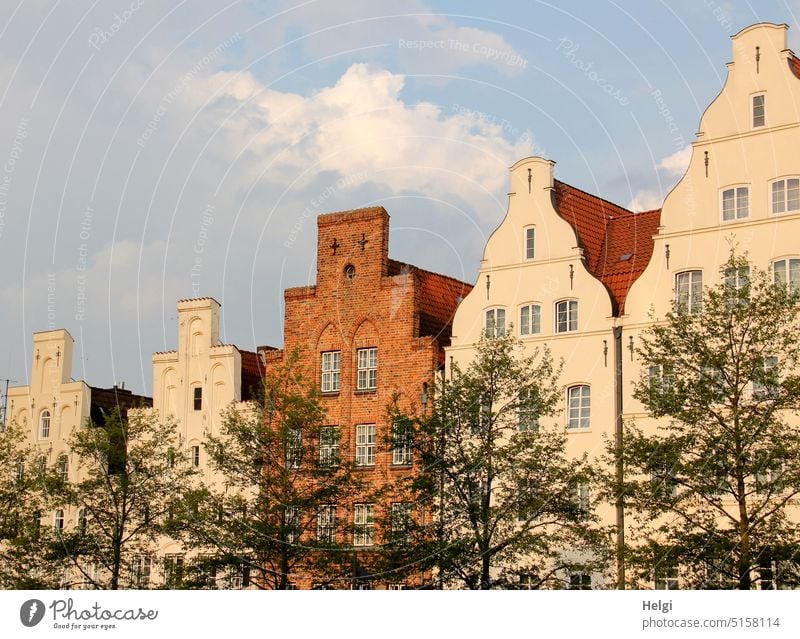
[568,573,592,590]
[391,419,413,466]
[285,428,302,469]
[53,508,65,532]
[519,303,541,336]
[772,257,800,293]
[190,445,200,468]
[675,270,703,315]
[524,227,535,260]
[321,351,341,393]
[484,307,506,338]
[555,299,578,334]
[319,426,340,467]
[39,409,51,439]
[770,177,800,215]
[721,185,750,222]
[193,386,203,411]
[390,502,413,539]
[356,347,378,391]
[317,505,336,542]
[752,93,766,128]
[355,423,376,467]
[517,388,539,432]
[566,385,591,430]
[57,455,69,482]
[353,503,375,547]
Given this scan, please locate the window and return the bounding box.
[574,483,590,518]
[356,347,377,390]
[555,300,578,333]
[77,508,87,535]
[353,504,374,547]
[36,454,46,476]
[519,304,541,336]
[519,573,539,589]
[752,94,765,128]
[285,428,302,469]
[648,364,674,396]
[131,555,152,589]
[525,227,535,260]
[651,465,678,498]
[517,389,538,432]
[753,356,779,400]
[163,554,185,588]
[193,387,202,411]
[389,583,407,590]
[190,445,200,467]
[53,508,65,532]
[317,505,336,542]
[567,385,590,430]
[701,366,725,403]
[57,455,68,482]
[722,186,749,221]
[14,461,24,483]
[391,419,412,466]
[166,448,175,468]
[655,564,679,590]
[756,463,784,495]
[675,271,703,314]
[771,178,800,214]
[472,397,491,436]
[319,426,339,466]
[724,265,750,307]
[569,573,592,590]
[321,351,341,393]
[285,506,300,544]
[772,258,800,293]
[39,410,50,438]
[355,424,375,467]
[484,308,506,338]
[391,502,413,539]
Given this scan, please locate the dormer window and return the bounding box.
[752,94,765,128]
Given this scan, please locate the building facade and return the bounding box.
[448,22,800,589]
[267,206,472,588]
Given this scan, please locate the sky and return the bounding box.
[0,0,798,397]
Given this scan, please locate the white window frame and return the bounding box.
[57,455,68,482]
[131,554,152,589]
[675,270,703,314]
[519,303,541,336]
[484,308,506,338]
[285,428,302,469]
[517,388,538,432]
[285,506,300,544]
[355,424,375,467]
[654,564,680,590]
[567,385,591,430]
[53,508,65,532]
[753,355,779,400]
[356,347,377,391]
[772,257,800,293]
[569,573,592,590]
[391,419,412,466]
[190,445,200,467]
[721,186,750,221]
[39,409,50,438]
[770,177,800,215]
[317,505,336,542]
[555,299,578,333]
[574,483,590,517]
[321,351,341,393]
[391,502,413,537]
[353,503,374,547]
[752,93,765,128]
[524,227,535,260]
[319,426,339,467]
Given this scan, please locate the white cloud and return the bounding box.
[627,190,663,212]
[180,63,534,209]
[657,145,692,177]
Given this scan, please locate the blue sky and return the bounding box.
[0,0,798,395]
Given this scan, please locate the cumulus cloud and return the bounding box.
[627,190,664,213]
[657,145,692,177]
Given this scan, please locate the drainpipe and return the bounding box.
[613,326,625,589]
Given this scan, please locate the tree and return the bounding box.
[395,332,605,589]
[0,419,60,588]
[50,408,196,590]
[622,254,800,589]
[180,351,362,590]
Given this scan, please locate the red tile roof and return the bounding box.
[388,259,473,342]
[553,180,661,315]
[788,54,800,80]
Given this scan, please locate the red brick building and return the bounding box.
[267,206,472,588]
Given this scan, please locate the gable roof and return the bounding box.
[552,180,661,315]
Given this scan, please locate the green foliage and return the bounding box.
[180,350,362,590]
[50,408,197,589]
[390,332,607,589]
[621,253,800,589]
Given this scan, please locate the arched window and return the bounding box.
[39,410,51,438]
[567,385,591,430]
[484,308,506,338]
[555,300,578,333]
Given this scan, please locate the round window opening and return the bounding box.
[344,264,356,281]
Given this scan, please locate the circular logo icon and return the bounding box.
[20,599,46,627]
